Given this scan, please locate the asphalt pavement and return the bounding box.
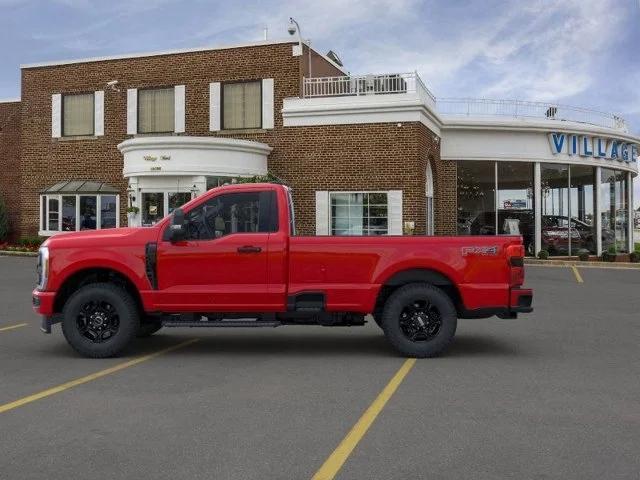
[0,256,638,480]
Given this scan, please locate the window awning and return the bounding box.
[40,180,119,194]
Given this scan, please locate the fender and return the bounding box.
[49,248,149,293]
[373,258,462,289]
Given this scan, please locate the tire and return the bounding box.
[137,319,163,338]
[61,283,140,358]
[380,283,457,358]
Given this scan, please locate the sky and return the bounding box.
[1,0,639,196]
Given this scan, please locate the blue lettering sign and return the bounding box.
[632,145,638,163]
[610,141,619,159]
[570,135,579,155]
[596,138,607,157]
[580,136,593,156]
[621,143,629,162]
[549,133,565,154]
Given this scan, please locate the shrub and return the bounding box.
[577,249,590,261]
[630,251,640,263]
[0,196,8,242]
[537,249,549,260]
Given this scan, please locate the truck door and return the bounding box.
[155,190,279,311]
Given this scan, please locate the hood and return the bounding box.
[43,227,160,249]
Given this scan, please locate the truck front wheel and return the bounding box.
[381,283,457,358]
[61,283,140,358]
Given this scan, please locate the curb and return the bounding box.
[525,259,640,270]
[0,250,38,257]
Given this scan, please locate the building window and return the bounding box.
[62,93,94,136]
[498,163,534,255]
[457,161,496,236]
[39,193,119,235]
[223,81,261,130]
[330,192,388,236]
[601,168,629,253]
[138,191,193,227]
[426,162,434,235]
[138,88,175,133]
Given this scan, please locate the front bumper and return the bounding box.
[33,289,57,333]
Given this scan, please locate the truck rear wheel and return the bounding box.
[61,283,140,358]
[380,283,457,358]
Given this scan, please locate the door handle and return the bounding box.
[237,245,262,254]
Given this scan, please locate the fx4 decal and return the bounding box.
[461,246,498,256]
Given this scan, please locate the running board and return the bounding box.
[162,320,281,328]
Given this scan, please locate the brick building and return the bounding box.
[1,38,639,255]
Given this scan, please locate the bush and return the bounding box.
[577,249,590,261]
[630,251,640,263]
[0,196,8,242]
[537,249,549,260]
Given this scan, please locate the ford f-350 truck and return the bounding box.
[33,183,532,358]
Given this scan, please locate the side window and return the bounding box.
[185,191,277,240]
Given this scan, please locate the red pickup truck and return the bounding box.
[33,183,532,358]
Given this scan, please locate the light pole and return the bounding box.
[288,17,312,83]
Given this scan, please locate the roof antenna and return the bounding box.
[263,25,268,41]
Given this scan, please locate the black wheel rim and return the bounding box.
[76,300,120,343]
[399,299,441,342]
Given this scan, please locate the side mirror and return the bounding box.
[169,208,186,242]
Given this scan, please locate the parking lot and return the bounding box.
[1,256,639,480]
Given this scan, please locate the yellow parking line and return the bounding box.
[311,358,416,480]
[0,338,199,414]
[0,323,28,332]
[571,265,584,283]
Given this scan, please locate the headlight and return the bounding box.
[37,246,49,290]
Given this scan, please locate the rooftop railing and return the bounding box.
[301,73,628,132]
[302,72,436,106]
[435,98,628,132]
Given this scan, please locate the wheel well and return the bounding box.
[374,269,462,317]
[53,268,143,315]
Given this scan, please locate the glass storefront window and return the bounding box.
[457,161,496,236]
[61,196,76,231]
[80,196,97,230]
[48,197,59,231]
[498,163,534,255]
[40,193,119,234]
[100,195,117,229]
[168,192,192,214]
[541,164,570,256]
[569,166,597,254]
[142,192,165,226]
[206,176,236,190]
[601,168,629,253]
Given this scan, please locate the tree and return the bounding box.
[234,172,286,185]
[0,196,9,242]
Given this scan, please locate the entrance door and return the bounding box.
[155,189,279,311]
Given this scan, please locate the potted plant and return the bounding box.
[602,245,617,262]
[577,249,590,261]
[126,206,140,225]
[537,249,549,260]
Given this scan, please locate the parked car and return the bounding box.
[470,210,535,255]
[33,183,532,359]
